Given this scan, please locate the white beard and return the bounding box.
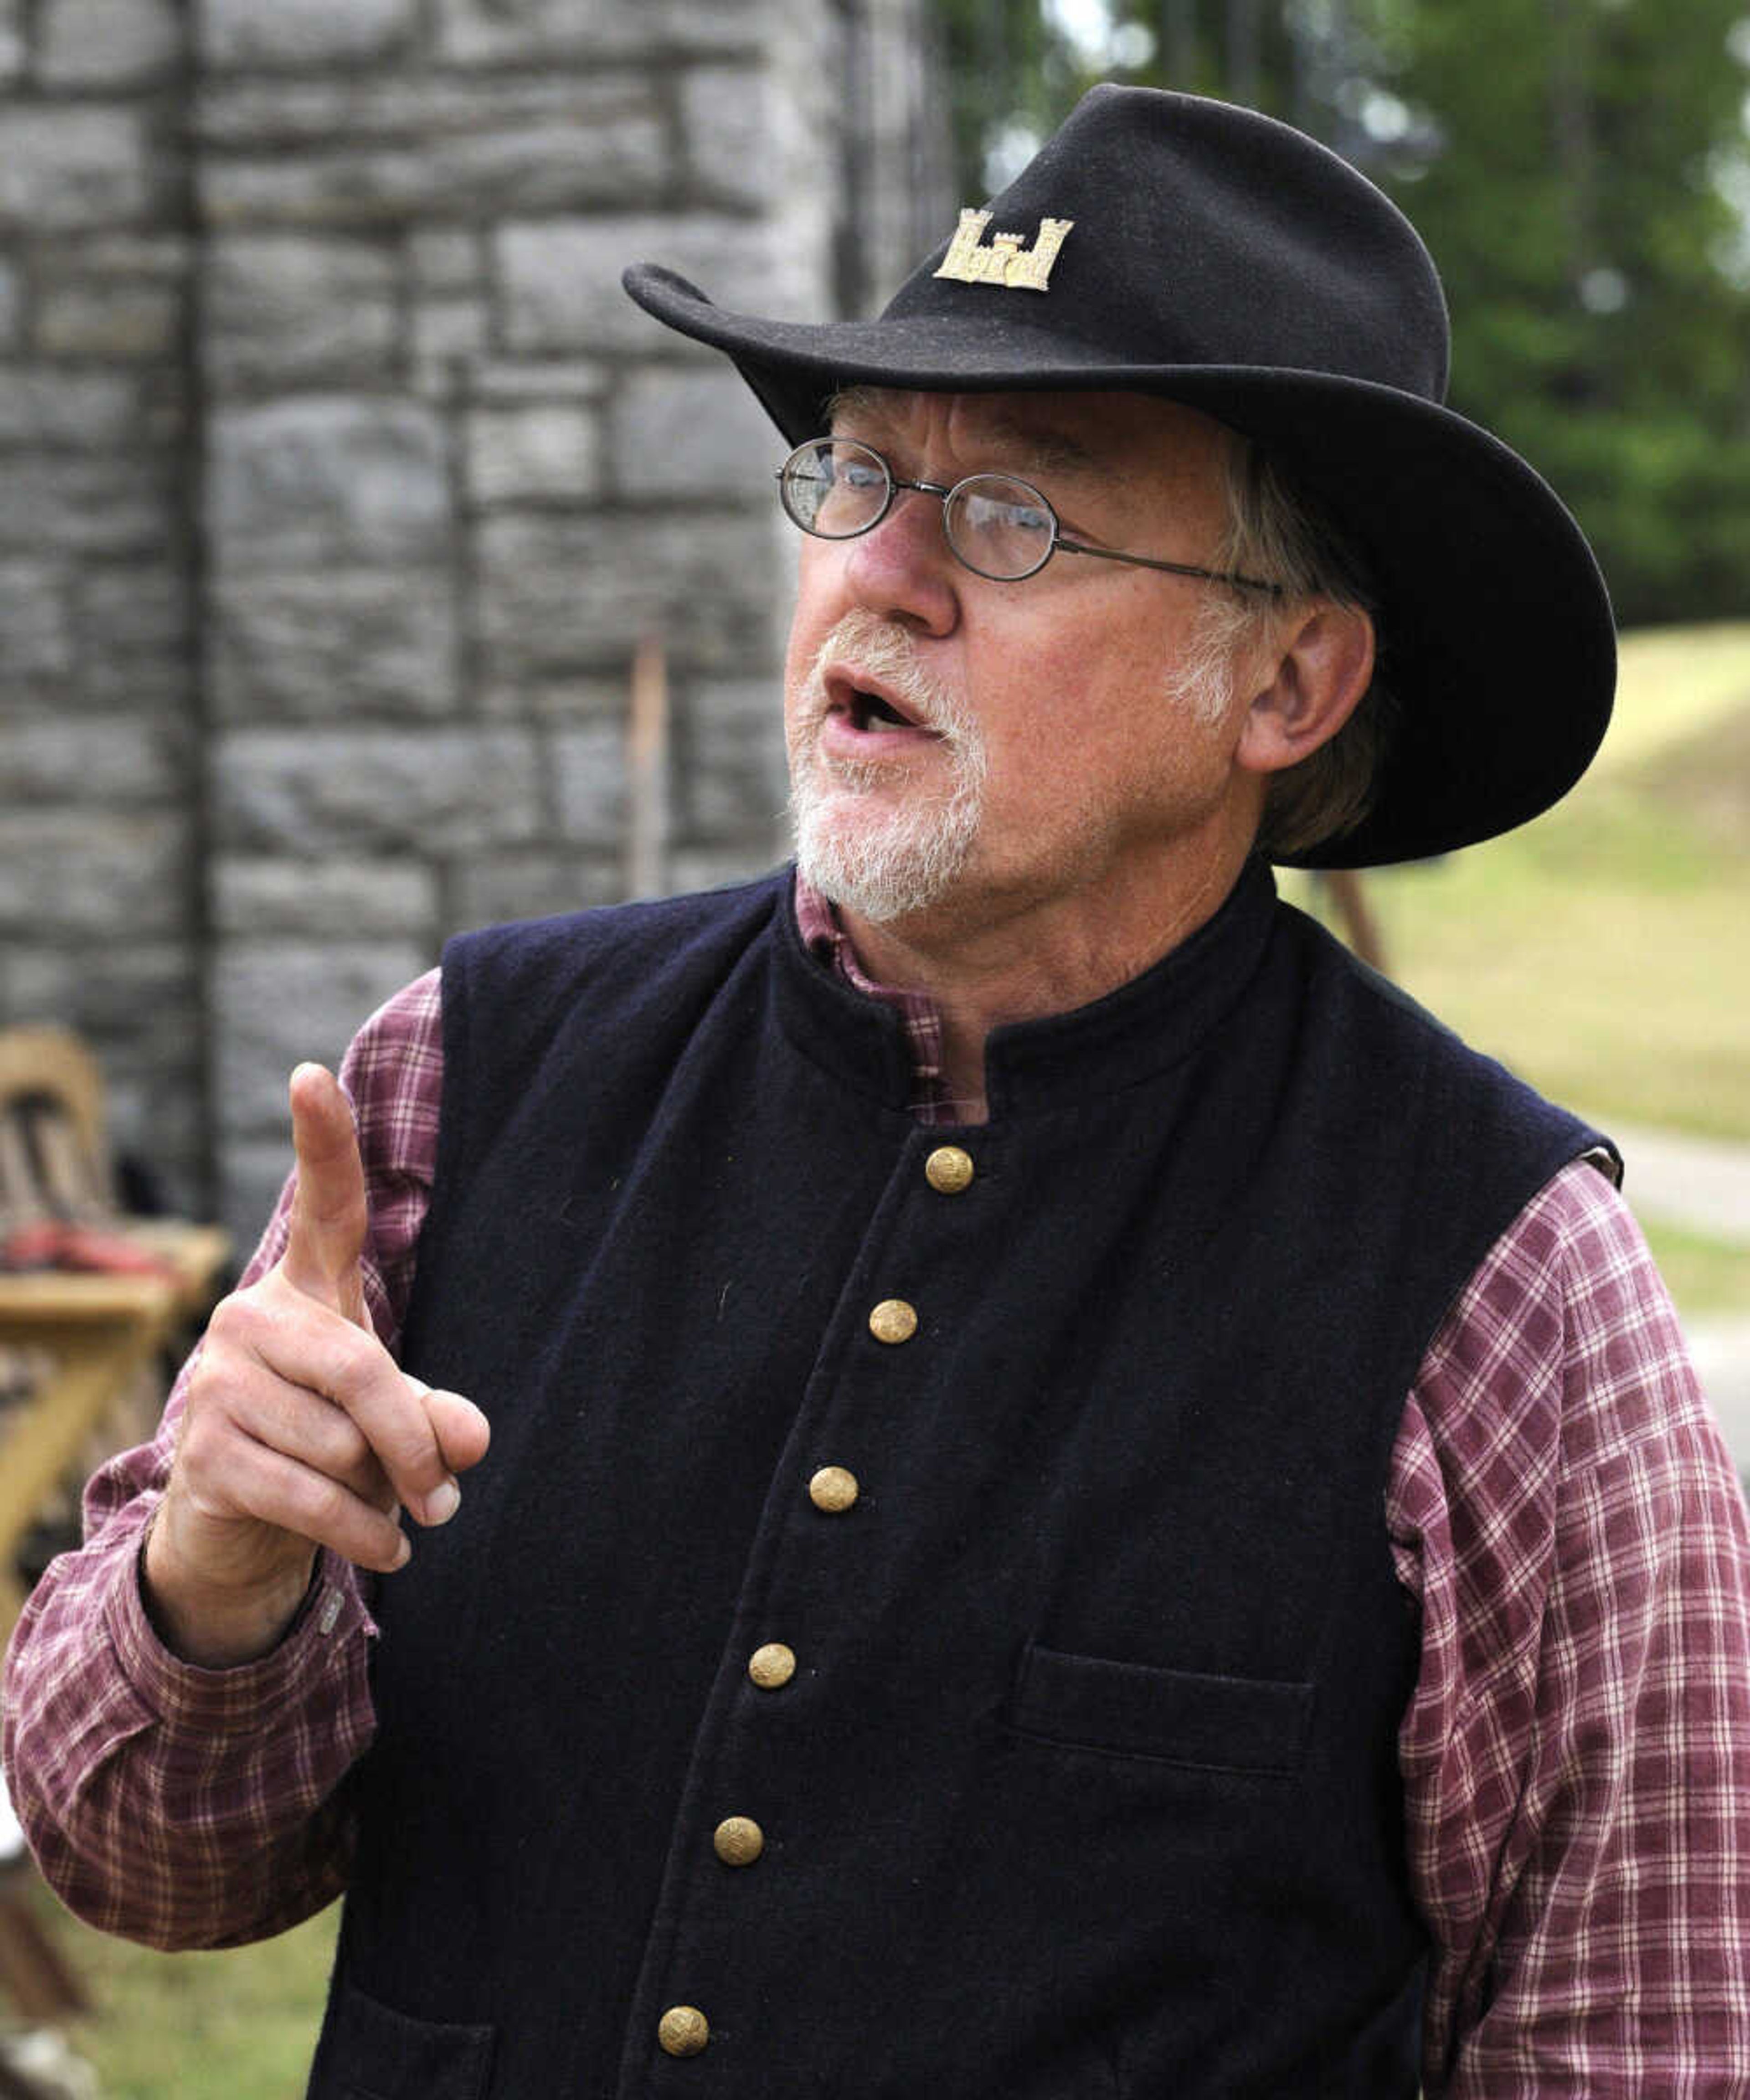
[786,601,1246,924]
[787,612,989,924]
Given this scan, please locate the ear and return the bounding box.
[1234,602,1375,777]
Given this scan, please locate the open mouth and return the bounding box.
[826,670,935,738]
[853,688,922,732]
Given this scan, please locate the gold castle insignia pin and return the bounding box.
[933,208,1075,293]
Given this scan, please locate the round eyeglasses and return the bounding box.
[776,436,1281,593]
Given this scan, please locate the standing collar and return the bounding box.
[782,860,1281,1122]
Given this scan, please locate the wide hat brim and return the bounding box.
[623,89,1615,870]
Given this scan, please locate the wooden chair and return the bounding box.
[0,1030,112,1226]
[0,1027,233,2043]
[0,1026,231,1637]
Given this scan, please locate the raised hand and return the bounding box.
[144,1063,489,1668]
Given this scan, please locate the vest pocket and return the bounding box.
[311,1980,496,2100]
[1008,1643,1314,1774]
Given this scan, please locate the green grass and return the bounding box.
[16,1881,339,2100]
[1638,1220,1750,1316]
[1287,619,1750,1146]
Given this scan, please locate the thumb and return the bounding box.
[280,1063,370,1326]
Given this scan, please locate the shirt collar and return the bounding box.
[794,875,964,1124]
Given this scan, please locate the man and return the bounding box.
[6,85,1750,2097]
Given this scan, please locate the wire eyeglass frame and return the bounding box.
[776,435,1282,594]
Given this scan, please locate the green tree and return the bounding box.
[928,0,1750,624]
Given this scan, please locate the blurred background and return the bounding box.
[0,0,1746,2091]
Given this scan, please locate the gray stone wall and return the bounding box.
[0,2,203,1210]
[0,0,948,1247]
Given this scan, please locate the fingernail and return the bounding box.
[424,1478,461,1526]
[392,1534,412,1569]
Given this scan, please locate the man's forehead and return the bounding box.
[828,384,1232,478]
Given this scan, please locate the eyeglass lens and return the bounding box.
[778,439,1058,581]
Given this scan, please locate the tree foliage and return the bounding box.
[929,0,1750,624]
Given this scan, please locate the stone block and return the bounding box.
[77,649,193,713]
[468,360,610,403]
[212,727,541,854]
[65,561,194,708]
[198,76,666,228]
[204,236,398,389]
[551,720,628,840]
[680,62,798,211]
[0,810,189,935]
[0,715,187,803]
[479,673,627,721]
[0,455,172,556]
[674,675,787,834]
[665,841,784,895]
[0,0,18,80]
[0,261,18,349]
[208,398,451,572]
[410,230,482,292]
[201,0,416,68]
[38,0,182,85]
[2,940,190,1031]
[197,72,635,148]
[212,938,431,1141]
[467,404,600,506]
[499,216,814,359]
[219,1140,296,1256]
[137,370,194,448]
[476,510,782,684]
[0,367,140,445]
[58,234,192,278]
[436,0,762,65]
[78,562,191,656]
[608,366,776,499]
[103,1071,206,1218]
[212,854,438,937]
[37,280,183,361]
[413,297,489,373]
[207,567,459,721]
[0,563,74,678]
[448,850,623,929]
[0,109,153,233]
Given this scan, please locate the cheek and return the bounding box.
[979,627,1149,768]
[784,546,845,682]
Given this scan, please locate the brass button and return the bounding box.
[714,1815,765,1867]
[869,1298,918,1345]
[809,1465,859,1513]
[659,2005,709,2058]
[925,1144,975,1194]
[748,1642,796,1689]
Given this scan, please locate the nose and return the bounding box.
[837,486,960,638]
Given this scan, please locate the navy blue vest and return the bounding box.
[309,860,1601,2100]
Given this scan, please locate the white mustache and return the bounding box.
[798,611,983,754]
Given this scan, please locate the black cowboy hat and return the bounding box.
[623,84,1616,869]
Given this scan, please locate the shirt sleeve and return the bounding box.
[0,968,445,1951]
[1394,1156,1750,2095]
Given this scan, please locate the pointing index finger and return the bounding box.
[281,1062,370,1327]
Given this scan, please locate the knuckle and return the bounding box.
[205,1286,271,1353]
[284,1469,350,1538]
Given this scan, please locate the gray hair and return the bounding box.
[1207,436,1395,860]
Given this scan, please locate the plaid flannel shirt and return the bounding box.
[8,892,1750,2095]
